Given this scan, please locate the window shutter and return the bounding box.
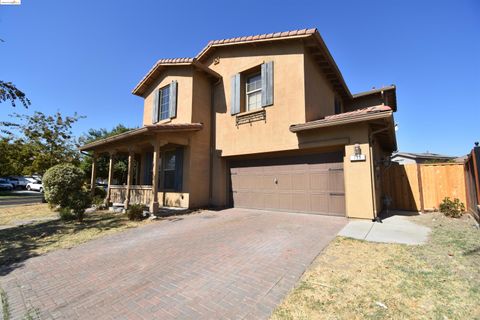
[152,89,160,123]
[230,74,240,115]
[169,80,178,118]
[174,148,183,191]
[261,61,274,107]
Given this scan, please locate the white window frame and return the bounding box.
[159,85,170,120]
[245,73,262,111]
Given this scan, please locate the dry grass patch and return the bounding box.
[0,203,56,226]
[0,206,151,273]
[272,213,480,320]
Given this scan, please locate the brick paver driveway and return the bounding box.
[1,208,347,319]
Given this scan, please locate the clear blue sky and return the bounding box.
[1,0,479,156]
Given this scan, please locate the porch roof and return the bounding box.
[79,123,203,152]
[290,105,397,152]
[289,105,393,132]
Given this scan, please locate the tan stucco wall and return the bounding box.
[205,42,308,157]
[187,71,212,207]
[160,192,189,208]
[295,123,376,219]
[303,50,336,121]
[142,67,194,125]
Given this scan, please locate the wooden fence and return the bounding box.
[382,163,467,211]
[464,145,480,221]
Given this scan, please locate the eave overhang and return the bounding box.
[132,59,221,97]
[79,123,203,152]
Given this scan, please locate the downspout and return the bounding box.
[369,126,389,222]
[208,78,222,206]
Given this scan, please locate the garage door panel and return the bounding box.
[309,172,329,191]
[277,193,293,211]
[277,174,292,190]
[292,194,309,212]
[329,171,345,192]
[292,173,308,191]
[230,152,345,216]
[250,192,265,209]
[264,193,279,210]
[329,194,346,214]
[310,193,329,212]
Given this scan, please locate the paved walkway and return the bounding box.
[339,212,430,245]
[0,209,346,319]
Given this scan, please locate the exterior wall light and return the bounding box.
[350,143,366,162]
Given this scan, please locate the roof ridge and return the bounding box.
[207,28,317,46]
[155,57,195,64]
[196,28,317,60]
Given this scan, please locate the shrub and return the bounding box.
[58,207,76,221]
[94,186,106,198]
[43,164,92,222]
[439,197,465,218]
[127,204,146,221]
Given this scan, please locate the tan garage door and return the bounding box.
[230,152,345,216]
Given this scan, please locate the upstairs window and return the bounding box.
[246,73,262,111]
[230,61,274,115]
[152,80,178,123]
[159,85,170,120]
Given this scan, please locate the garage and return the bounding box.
[229,152,345,216]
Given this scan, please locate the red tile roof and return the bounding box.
[206,28,316,46]
[324,105,392,121]
[145,123,203,131]
[196,28,317,60]
[132,58,221,96]
[290,105,393,132]
[79,123,203,151]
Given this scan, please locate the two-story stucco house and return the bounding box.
[80,28,397,220]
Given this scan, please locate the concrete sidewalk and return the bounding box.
[339,213,430,245]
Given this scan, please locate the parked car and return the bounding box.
[26,180,43,192]
[6,176,30,189]
[0,178,13,191]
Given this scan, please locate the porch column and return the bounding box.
[150,140,167,214]
[106,151,116,204]
[90,153,98,197]
[124,149,135,209]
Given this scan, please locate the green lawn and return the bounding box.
[272,212,480,320]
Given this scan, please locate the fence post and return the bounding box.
[417,164,425,212]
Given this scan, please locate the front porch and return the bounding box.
[109,185,189,209]
[81,123,204,214]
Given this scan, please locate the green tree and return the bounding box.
[0,81,30,108]
[2,111,84,175]
[79,124,133,183]
[0,138,34,176]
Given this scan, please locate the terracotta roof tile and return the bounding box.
[196,28,319,60]
[324,105,392,121]
[80,123,203,151]
[290,105,393,133]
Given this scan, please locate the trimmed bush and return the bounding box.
[439,197,465,218]
[127,204,146,221]
[94,186,107,198]
[43,164,92,221]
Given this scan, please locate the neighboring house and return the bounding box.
[80,28,398,220]
[391,152,455,164]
